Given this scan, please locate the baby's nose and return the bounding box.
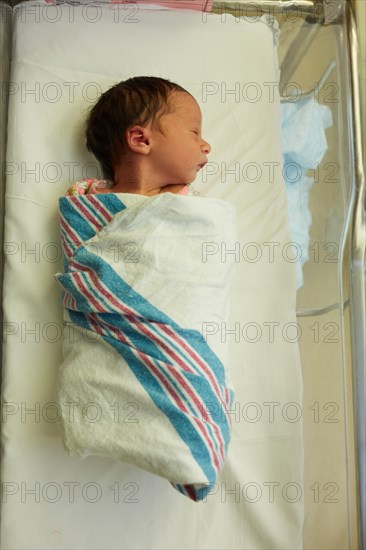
[201,140,211,154]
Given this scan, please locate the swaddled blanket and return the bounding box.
[54,190,237,501]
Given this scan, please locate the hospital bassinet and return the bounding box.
[0,0,365,548]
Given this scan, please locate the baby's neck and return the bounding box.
[113,159,188,196]
[110,178,187,196]
[111,180,187,196]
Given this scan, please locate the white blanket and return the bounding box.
[54,190,237,501]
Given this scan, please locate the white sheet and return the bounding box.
[1,2,303,548]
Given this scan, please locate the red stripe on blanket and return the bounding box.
[69,196,104,233]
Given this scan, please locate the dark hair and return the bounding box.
[85,76,190,181]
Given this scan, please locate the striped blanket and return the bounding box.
[54,191,236,501]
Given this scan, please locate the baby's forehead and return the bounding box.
[169,92,202,121]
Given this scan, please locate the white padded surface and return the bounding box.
[1,2,303,549]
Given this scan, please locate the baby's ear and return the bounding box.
[126,126,151,154]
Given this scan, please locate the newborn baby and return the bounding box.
[55,76,236,502]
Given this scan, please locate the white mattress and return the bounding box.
[1,2,303,549]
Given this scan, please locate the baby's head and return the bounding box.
[85,76,210,194]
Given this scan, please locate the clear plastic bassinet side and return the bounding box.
[275,1,364,548]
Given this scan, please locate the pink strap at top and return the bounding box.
[44,0,214,11]
[110,0,213,12]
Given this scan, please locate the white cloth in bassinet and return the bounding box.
[281,97,333,288]
[1,3,304,549]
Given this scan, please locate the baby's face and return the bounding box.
[148,92,211,186]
